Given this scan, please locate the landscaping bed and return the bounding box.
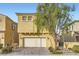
[48,47,63,54]
[72,45,79,53]
[0,44,13,54]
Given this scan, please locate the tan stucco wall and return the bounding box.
[18,34,49,48]
[64,42,79,49]
[0,15,18,47]
[18,33,56,49]
[46,34,56,49]
[4,16,18,47]
[18,15,49,33]
[0,15,6,31]
[18,15,37,33]
[5,17,12,46]
[0,33,5,47]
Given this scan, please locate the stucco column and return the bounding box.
[19,33,23,48]
[45,34,57,49]
[19,38,23,48]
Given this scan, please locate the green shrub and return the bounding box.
[2,48,8,54]
[48,47,63,54]
[52,51,63,54]
[72,45,79,53]
[56,47,61,50]
[0,44,3,49]
[48,47,54,52]
[68,48,72,50]
[2,47,12,54]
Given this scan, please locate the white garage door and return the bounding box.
[24,37,46,47]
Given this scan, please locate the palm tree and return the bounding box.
[34,3,75,49]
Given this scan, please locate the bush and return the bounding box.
[48,47,54,52]
[0,44,3,49]
[68,48,72,50]
[2,48,8,54]
[48,47,63,54]
[52,51,63,54]
[72,45,79,53]
[2,47,12,54]
[56,47,61,50]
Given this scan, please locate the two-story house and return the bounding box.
[16,13,56,49]
[0,14,18,47]
[64,20,79,49]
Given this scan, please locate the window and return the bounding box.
[22,16,27,21]
[28,16,32,21]
[22,16,32,21]
[12,24,16,30]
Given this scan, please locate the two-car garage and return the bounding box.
[24,37,46,47]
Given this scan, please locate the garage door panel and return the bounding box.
[24,37,46,47]
[35,38,40,47]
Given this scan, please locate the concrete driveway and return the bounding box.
[2,47,51,55]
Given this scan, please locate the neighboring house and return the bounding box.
[64,20,79,49]
[16,13,56,49]
[0,14,18,47]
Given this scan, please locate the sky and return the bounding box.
[0,3,38,22]
[0,3,79,22]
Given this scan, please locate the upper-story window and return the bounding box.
[22,16,27,21]
[28,16,32,21]
[12,24,16,30]
[22,16,32,21]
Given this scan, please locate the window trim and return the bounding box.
[28,16,32,21]
[22,16,27,21]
